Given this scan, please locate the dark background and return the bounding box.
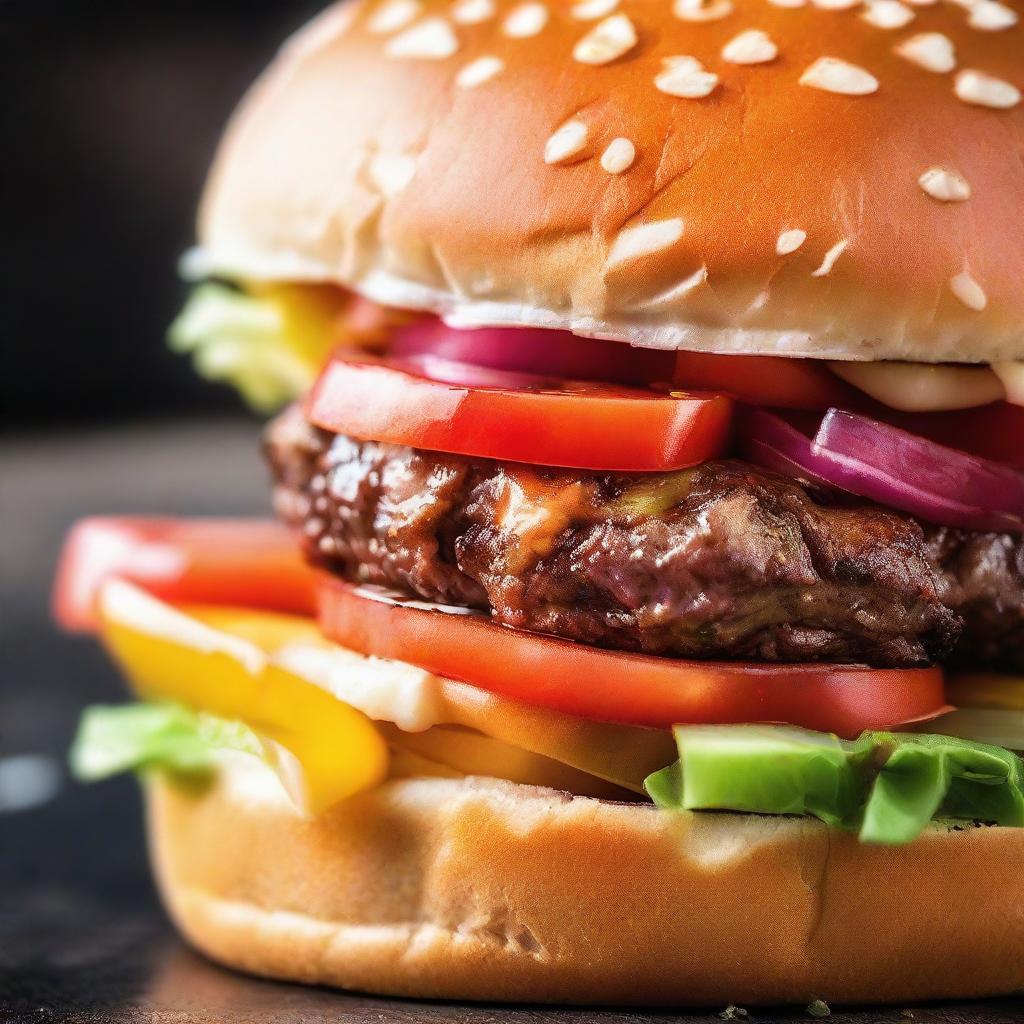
[2,0,323,429]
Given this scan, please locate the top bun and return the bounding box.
[197,0,1023,363]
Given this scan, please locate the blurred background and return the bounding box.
[2,3,326,1012]
[3,0,324,428]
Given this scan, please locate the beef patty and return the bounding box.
[267,406,1024,670]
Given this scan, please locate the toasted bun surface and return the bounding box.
[149,753,1024,1006]
[196,0,1024,363]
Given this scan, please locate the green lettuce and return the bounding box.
[645,725,1024,845]
[168,284,322,411]
[69,702,262,784]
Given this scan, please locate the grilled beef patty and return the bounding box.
[267,406,1024,669]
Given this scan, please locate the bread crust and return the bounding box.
[148,753,1024,1005]
[195,0,1024,363]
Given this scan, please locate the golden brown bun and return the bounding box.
[195,0,1024,364]
[149,753,1024,1006]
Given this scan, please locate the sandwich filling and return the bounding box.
[266,406,1023,670]
[60,283,1024,846]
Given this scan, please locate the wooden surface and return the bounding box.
[2,420,1023,1023]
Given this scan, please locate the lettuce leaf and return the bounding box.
[69,702,262,784]
[168,283,334,411]
[645,725,1024,845]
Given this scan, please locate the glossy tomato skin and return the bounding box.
[53,517,317,632]
[317,577,949,738]
[306,356,733,472]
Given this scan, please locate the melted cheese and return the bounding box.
[493,469,591,574]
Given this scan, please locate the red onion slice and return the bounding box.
[393,353,558,391]
[738,408,840,494]
[813,410,1024,533]
[392,320,675,386]
[741,408,1024,533]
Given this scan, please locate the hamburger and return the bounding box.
[55,0,1024,1007]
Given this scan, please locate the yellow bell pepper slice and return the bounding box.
[98,580,387,814]
[100,580,675,804]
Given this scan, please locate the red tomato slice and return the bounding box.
[305,355,733,472]
[672,352,857,411]
[54,517,317,633]
[317,577,949,738]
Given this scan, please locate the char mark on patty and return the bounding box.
[266,406,1023,670]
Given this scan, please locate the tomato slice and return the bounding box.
[54,517,317,632]
[317,578,949,738]
[305,355,733,472]
[671,352,857,411]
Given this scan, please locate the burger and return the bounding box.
[55,0,1024,1007]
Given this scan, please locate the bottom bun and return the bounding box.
[148,753,1024,1006]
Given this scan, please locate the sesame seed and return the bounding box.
[894,33,956,73]
[669,266,708,298]
[800,57,879,96]
[573,13,637,64]
[861,0,915,28]
[955,69,1021,109]
[600,137,636,173]
[721,29,778,64]
[811,239,849,277]
[386,17,459,58]
[367,154,417,195]
[368,0,422,33]
[767,0,807,8]
[456,54,504,87]
[950,272,987,311]
[776,229,807,255]
[918,167,971,202]
[503,2,549,36]
[451,0,495,24]
[812,0,861,11]
[655,57,720,98]
[968,1,1018,30]
[571,0,619,18]
[544,119,589,164]
[673,0,734,22]
[607,219,685,267]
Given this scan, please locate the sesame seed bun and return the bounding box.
[149,753,1024,1006]
[196,0,1023,363]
